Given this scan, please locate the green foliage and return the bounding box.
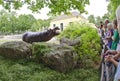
[107,0,120,20]
[18,14,36,31]
[0,10,36,34]
[0,56,100,81]
[98,0,120,21]
[13,1,23,10]
[32,43,51,60]
[95,16,102,26]
[59,23,89,39]
[102,13,110,21]
[0,0,3,4]
[88,15,95,24]
[88,14,110,26]
[30,20,41,31]
[0,10,51,34]
[31,19,51,31]
[59,22,101,68]
[1,0,90,15]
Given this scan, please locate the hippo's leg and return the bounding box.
[26,37,32,43]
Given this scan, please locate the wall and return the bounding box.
[50,16,88,30]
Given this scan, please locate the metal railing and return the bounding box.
[100,43,116,81]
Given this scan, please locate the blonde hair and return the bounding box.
[107,23,113,30]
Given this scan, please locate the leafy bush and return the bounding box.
[58,22,101,68]
[32,43,51,62]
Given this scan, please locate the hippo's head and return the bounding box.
[53,27,60,35]
[47,27,60,36]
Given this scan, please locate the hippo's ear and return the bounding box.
[46,28,52,35]
[48,28,52,30]
[47,29,51,32]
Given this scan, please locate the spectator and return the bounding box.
[104,19,110,34]
[105,52,120,81]
[99,21,104,38]
[105,20,120,55]
[111,20,119,50]
[104,23,113,49]
[105,5,120,81]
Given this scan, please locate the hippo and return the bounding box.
[22,27,60,43]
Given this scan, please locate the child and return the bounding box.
[105,23,113,49]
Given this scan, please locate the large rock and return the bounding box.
[60,37,80,46]
[0,41,32,59]
[39,43,78,72]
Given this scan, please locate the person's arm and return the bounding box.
[113,51,120,59]
[106,50,117,55]
[110,58,119,67]
[113,54,120,60]
[112,30,118,41]
[105,55,119,67]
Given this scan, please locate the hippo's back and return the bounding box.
[22,32,43,43]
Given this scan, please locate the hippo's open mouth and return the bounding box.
[55,30,60,35]
[53,27,60,35]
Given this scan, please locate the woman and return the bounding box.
[111,19,119,50]
[105,23,113,49]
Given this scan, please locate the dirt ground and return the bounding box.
[0,34,59,44]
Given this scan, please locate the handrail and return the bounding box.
[100,43,115,81]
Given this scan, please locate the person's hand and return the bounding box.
[117,51,120,56]
[103,39,108,45]
[113,51,120,59]
[105,55,114,62]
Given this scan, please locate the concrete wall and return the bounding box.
[50,16,88,31]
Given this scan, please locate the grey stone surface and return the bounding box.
[40,43,78,72]
[0,41,32,59]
